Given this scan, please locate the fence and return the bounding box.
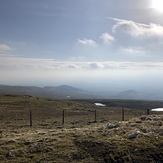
[1,106,161,128]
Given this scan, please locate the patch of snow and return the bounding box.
[151,108,163,111]
[94,103,106,106]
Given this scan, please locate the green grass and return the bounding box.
[0,94,163,162]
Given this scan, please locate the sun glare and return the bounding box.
[152,0,163,12]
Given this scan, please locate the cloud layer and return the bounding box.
[1,56,163,71]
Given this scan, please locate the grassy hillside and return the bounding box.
[0,95,163,162]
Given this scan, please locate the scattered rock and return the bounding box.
[46,148,53,152]
[106,124,117,129]
[141,128,149,133]
[128,133,137,139]
[6,151,15,158]
[29,143,43,153]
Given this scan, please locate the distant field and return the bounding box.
[74,98,163,109]
[1,94,161,129]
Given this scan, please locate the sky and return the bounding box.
[1,0,163,92]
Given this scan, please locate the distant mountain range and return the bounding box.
[0,84,97,99]
[0,84,163,100]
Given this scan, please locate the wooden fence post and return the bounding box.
[94,110,97,122]
[62,110,65,125]
[30,110,32,127]
[147,109,150,115]
[122,108,125,121]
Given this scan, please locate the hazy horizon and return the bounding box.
[0,81,163,94]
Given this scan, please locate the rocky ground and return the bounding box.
[0,114,163,163]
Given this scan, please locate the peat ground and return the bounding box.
[0,94,163,162]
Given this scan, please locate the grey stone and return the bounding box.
[128,133,137,139]
[106,124,117,129]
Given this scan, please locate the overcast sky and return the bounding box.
[1,0,163,92]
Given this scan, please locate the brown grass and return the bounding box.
[0,94,163,162]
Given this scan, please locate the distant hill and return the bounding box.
[0,84,96,99]
[114,90,163,100]
[44,85,87,94]
[0,84,163,100]
[115,90,144,99]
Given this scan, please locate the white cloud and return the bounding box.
[67,64,79,69]
[120,46,146,55]
[78,38,97,47]
[107,17,163,57]
[110,17,163,38]
[0,44,13,51]
[100,33,115,44]
[103,61,163,69]
[89,62,104,69]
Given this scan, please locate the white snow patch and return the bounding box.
[94,103,106,106]
[151,108,163,111]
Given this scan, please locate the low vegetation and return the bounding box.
[0,94,163,162]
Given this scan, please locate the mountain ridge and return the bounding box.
[0,84,95,99]
[0,84,163,100]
